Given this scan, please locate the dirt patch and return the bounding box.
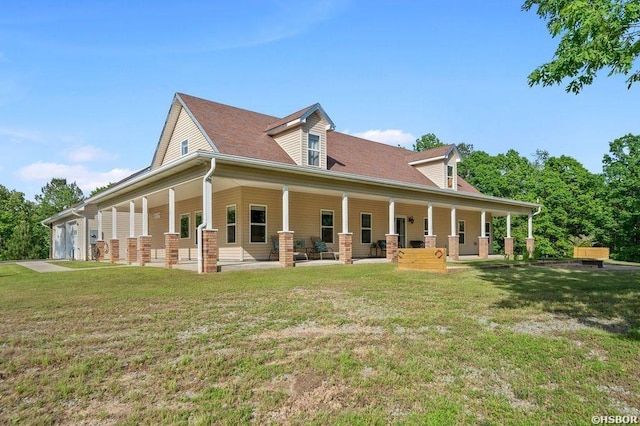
[509,314,628,336]
[257,321,384,340]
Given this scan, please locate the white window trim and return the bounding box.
[226,204,237,245]
[194,211,203,245]
[249,204,267,244]
[458,220,466,245]
[360,212,372,245]
[180,213,190,240]
[181,140,189,156]
[423,217,429,236]
[320,209,334,244]
[307,133,321,167]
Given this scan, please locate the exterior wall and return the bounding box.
[273,127,302,165]
[348,198,390,258]
[301,112,328,169]
[240,187,284,261]
[213,187,243,261]
[415,162,446,188]
[161,107,210,166]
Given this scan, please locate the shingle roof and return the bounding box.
[178,93,480,194]
[405,144,455,163]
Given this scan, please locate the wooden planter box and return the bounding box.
[397,248,447,272]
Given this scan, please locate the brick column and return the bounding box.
[202,229,218,273]
[164,233,179,268]
[526,238,535,257]
[478,236,489,259]
[339,233,353,265]
[127,237,137,265]
[109,239,120,263]
[424,235,437,248]
[448,236,459,260]
[386,234,398,263]
[504,237,514,259]
[138,235,151,266]
[278,231,295,268]
[95,240,105,261]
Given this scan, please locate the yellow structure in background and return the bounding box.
[397,248,447,272]
[573,247,610,260]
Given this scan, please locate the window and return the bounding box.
[361,213,372,244]
[485,222,491,240]
[308,133,320,166]
[227,205,236,244]
[194,211,202,244]
[458,220,465,244]
[447,165,454,188]
[321,210,334,243]
[181,140,189,156]
[180,213,190,239]
[250,205,267,243]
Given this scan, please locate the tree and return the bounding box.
[457,143,475,159]
[35,178,84,220]
[523,0,640,93]
[413,133,444,151]
[90,182,114,197]
[603,134,640,261]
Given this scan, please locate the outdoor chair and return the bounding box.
[310,237,338,260]
[376,240,387,257]
[269,236,279,260]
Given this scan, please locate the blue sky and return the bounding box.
[1,1,638,200]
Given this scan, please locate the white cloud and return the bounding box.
[16,162,132,195]
[67,145,115,163]
[349,129,416,148]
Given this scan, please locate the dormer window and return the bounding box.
[181,140,189,156]
[447,165,454,188]
[308,134,320,166]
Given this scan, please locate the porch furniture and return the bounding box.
[269,236,279,261]
[410,240,425,248]
[310,237,338,260]
[376,240,386,257]
[294,239,309,261]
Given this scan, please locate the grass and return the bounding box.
[1,262,639,424]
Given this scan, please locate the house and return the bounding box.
[43,93,540,272]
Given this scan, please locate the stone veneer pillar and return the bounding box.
[202,229,218,273]
[138,235,151,266]
[504,237,514,260]
[478,236,489,259]
[95,240,105,262]
[164,233,179,268]
[278,231,295,268]
[109,239,120,263]
[424,235,437,248]
[385,234,398,263]
[127,237,137,265]
[339,233,353,265]
[448,236,459,261]
[526,238,535,257]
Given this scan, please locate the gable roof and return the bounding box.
[155,93,480,194]
[264,103,335,135]
[406,144,459,165]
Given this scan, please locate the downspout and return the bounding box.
[532,199,542,216]
[198,158,216,273]
[39,220,52,260]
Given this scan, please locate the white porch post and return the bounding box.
[168,187,175,234]
[111,207,117,239]
[97,210,103,240]
[506,212,512,238]
[205,178,213,230]
[479,209,488,259]
[480,209,486,237]
[282,185,290,232]
[427,202,433,236]
[129,201,135,237]
[504,211,514,259]
[388,198,395,235]
[342,192,349,234]
[142,196,148,236]
[528,213,533,239]
[450,205,457,236]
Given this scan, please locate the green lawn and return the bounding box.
[47,260,123,269]
[1,263,638,424]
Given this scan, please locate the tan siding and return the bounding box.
[302,112,328,169]
[415,162,446,188]
[273,128,302,165]
[240,187,283,261]
[213,187,242,261]
[92,210,142,260]
[162,107,211,166]
[289,192,342,253]
[348,199,389,258]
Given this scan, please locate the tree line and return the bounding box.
[1,134,639,262]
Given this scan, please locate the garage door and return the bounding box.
[53,224,66,259]
[65,221,78,260]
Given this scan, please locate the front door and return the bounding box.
[395,217,406,248]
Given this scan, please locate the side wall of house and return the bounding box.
[162,107,211,166]
[273,128,302,165]
[301,112,328,169]
[414,162,445,188]
[89,211,143,260]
